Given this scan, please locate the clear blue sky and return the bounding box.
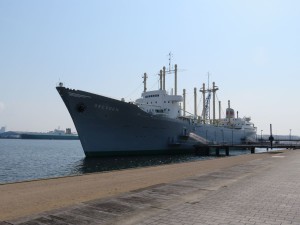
[0,0,299,136]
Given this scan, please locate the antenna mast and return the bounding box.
[168,52,173,72]
[206,72,212,121]
[166,52,178,95]
[207,72,210,90]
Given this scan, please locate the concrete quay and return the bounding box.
[1,150,300,225]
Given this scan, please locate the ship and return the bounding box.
[20,128,78,140]
[56,64,256,157]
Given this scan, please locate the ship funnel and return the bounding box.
[143,73,147,92]
[226,100,235,119]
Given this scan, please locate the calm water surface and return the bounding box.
[0,139,269,184]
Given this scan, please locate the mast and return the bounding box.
[194,87,197,118]
[183,89,186,116]
[175,64,177,95]
[212,82,218,124]
[219,101,221,120]
[159,70,162,90]
[207,72,210,90]
[167,53,178,95]
[200,83,206,123]
[143,73,147,92]
[163,66,166,91]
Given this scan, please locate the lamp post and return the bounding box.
[261,130,263,144]
[290,129,292,146]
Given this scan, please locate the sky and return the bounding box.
[0,0,299,136]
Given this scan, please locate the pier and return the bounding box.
[194,142,300,156]
[1,149,300,224]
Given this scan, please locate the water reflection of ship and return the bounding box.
[72,154,211,174]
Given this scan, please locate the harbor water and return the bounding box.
[0,139,270,184]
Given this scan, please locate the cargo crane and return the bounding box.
[200,73,218,124]
[204,90,212,121]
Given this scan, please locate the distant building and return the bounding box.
[66,128,72,134]
[0,126,5,133]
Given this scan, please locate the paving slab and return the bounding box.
[2,150,300,225]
